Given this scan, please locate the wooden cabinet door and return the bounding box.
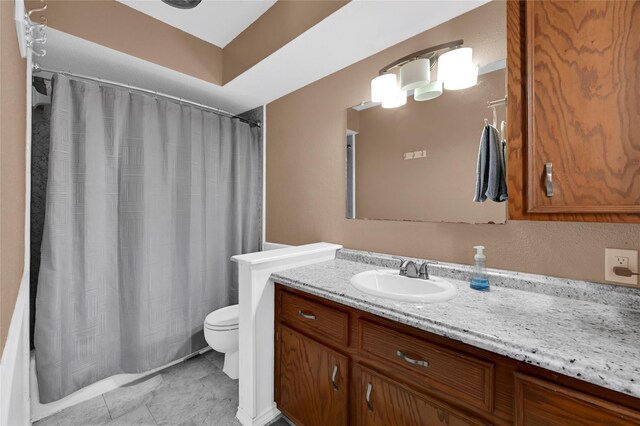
[525,0,640,214]
[355,365,490,426]
[276,324,349,426]
[515,374,640,426]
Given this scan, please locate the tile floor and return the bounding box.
[34,351,290,426]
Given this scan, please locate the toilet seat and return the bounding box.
[205,304,239,331]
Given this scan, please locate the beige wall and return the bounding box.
[223,1,349,84]
[31,0,350,87]
[354,69,506,224]
[27,0,224,85]
[266,0,640,284]
[0,1,27,354]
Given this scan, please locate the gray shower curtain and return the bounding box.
[35,75,261,402]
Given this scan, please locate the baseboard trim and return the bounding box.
[236,403,280,426]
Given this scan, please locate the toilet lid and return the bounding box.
[205,304,239,328]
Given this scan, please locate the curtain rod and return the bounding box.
[33,65,261,128]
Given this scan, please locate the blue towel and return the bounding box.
[474,124,508,202]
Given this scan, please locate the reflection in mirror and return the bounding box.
[346,65,507,224]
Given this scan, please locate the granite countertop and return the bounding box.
[271,254,640,398]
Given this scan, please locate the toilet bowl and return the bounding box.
[204,304,239,380]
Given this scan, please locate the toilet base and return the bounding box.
[223,351,239,380]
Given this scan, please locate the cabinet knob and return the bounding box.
[331,365,339,390]
[366,383,374,412]
[545,162,554,197]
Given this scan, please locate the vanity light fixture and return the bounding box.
[381,90,407,109]
[371,39,477,107]
[371,73,397,103]
[400,58,431,92]
[438,47,478,90]
[414,80,443,101]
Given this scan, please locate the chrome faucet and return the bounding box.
[418,262,430,280]
[398,259,420,278]
[398,259,431,280]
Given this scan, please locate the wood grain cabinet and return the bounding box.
[276,324,349,426]
[275,285,640,425]
[356,365,489,426]
[507,0,640,222]
[514,374,640,426]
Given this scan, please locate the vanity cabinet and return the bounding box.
[514,374,640,426]
[355,365,488,426]
[276,324,349,426]
[274,284,640,425]
[507,0,640,222]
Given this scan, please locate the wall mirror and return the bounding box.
[346,62,507,224]
[344,0,507,225]
[346,68,506,223]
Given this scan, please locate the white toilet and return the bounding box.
[204,304,239,380]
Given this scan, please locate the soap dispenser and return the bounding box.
[470,245,489,291]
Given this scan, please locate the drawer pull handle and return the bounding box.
[298,310,316,320]
[331,365,339,390]
[545,162,554,197]
[366,383,373,412]
[397,350,429,368]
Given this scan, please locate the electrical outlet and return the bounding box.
[614,256,628,268]
[605,248,638,285]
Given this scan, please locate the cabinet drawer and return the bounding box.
[359,320,494,412]
[515,374,640,426]
[280,290,349,346]
[357,365,491,426]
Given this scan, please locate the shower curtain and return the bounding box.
[35,75,261,403]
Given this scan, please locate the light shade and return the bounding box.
[400,58,431,92]
[444,65,478,90]
[414,80,443,101]
[438,47,478,90]
[371,74,397,103]
[381,91,407,108]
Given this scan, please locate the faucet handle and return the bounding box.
[418,262,433,280]
[395,257,408,276]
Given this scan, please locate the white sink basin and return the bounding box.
[350,269,457,303]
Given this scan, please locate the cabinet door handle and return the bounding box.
[331,365,339,390]
[298,310,316,320]
[366,383,374,412]
[396,350,429,367]
[545,162,554,197]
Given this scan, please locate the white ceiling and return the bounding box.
[116,0,276,47]
[39,1,490,115]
